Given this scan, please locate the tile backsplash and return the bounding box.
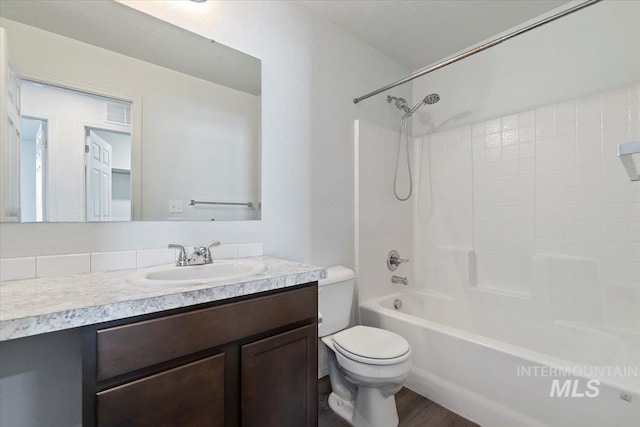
[0,242,263,281]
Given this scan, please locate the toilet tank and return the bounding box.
[318,265,355,338]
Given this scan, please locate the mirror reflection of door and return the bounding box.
[20,117,47,221]
[19,80,132,222]
[86,129,112,222]
[84,128,132,222]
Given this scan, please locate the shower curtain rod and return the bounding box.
[353,0,601,104]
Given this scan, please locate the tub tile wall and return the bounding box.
[417,82,640,331]
[414,126,474,294]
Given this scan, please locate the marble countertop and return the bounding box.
[0,256,326,342]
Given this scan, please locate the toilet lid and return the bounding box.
[332,325,410,361]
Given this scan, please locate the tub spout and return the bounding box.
[391,275,408,286]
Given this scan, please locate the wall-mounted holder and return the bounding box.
[617,141,640,181]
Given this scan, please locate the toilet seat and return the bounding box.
[332,325,411,366]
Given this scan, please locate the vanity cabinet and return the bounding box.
[82,283,318,427]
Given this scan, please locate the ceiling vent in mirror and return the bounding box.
[105,102,131,126]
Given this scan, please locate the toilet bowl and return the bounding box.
[319,266,412,427]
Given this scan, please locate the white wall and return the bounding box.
[0,2,410,426]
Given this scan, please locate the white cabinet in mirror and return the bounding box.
[0,0,261,222]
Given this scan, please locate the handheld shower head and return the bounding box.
[423,93,440,105]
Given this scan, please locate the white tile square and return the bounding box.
[502,114,518,131]
[602,124,629,147]
[238,242,263,257]
[472,122,485,137]
[518,110,536,128]
[485,132,501,149]
[574,259,598,278]
[519,126,535,143]
[554,101,576,136]
[136,248,176,268]
[0,257,36,281]
[37,253,90,277]
[576,130,601,150]
[600,184,628,204]
[210,244,238,259]
[519,158,535,175]
[552,257,576,277]
[531,290,552,308]
[91,251,136,272]
[576,94,601,132]
[575,149,600,169]
[532,256,553,275]
[602,87,629,127]
[485,118,501,134]
[536,106,554,139]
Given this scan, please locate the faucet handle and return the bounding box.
[203,241,220,263]
[387,249,410,271]
[168,244,188,266]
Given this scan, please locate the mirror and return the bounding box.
[0,0,261,222]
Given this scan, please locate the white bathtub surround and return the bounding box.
[0,242,264,279]
[0,256,325,341]
[356,84,639,426]
[361,293,640,427]
[412,82,640,332]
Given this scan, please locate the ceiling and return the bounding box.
[299,0,570,71]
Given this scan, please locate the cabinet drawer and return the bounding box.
[96,284,316,380]
[97,353,225,427]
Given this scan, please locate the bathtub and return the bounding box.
[359,291,640,427]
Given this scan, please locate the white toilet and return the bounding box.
[319,266,412,427]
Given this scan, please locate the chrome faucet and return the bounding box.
[168,242,220,266]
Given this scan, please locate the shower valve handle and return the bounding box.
[387,250,410,271]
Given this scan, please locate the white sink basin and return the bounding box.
[128,259,267,285]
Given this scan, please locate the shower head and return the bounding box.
[423,93,440,105]
[388,93,440,118]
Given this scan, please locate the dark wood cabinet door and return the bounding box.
[241,323,318,427]
[96,353,226,427]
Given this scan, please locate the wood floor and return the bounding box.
[318,377,479,427]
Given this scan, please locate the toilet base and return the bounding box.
[328,387,400,427]
[353,386,399,427]
[328,392,355,425]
